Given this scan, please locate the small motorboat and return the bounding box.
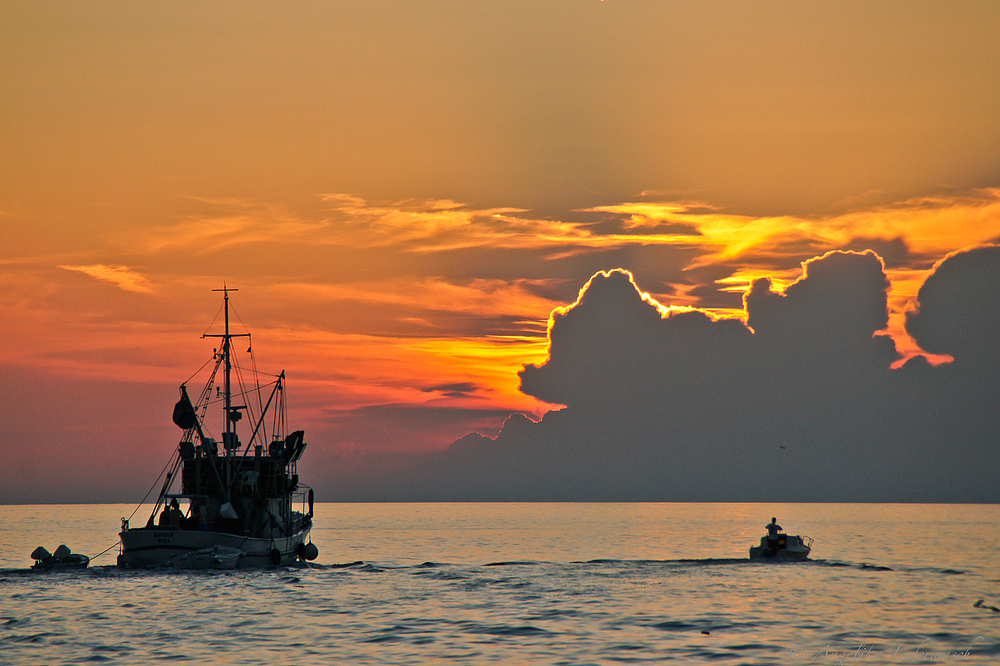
[31,545,90,570]
[170,546,243,570]
[749,533,813,560]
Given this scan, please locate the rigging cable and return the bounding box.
[201,300,225,338]
[125,453,176,523]
[182,354,217,387]
[248,335,268,443]
[87,540,122,563]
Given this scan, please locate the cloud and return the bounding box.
[905,245,1000,364]
[318,402,513,455]
[59,264,155,293]
[14,191,1000,503]
[744,251,893,356]
[89,192,1000,364]
[352,248,1000,502]
[195,190,1000,273]
[140,199,330,254]
[591,190,1000,272]
[320,195,587,252]
[266,277,557,329]
[422,382,480,398]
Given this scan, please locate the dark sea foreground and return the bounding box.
[1,503,998,664]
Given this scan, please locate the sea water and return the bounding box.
[1,503,998,664]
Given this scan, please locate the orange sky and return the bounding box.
[2,1,1000,501]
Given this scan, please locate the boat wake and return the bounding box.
[2,556,967,578]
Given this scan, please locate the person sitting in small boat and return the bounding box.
[765,517,782,554]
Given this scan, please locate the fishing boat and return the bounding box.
[118,288,319,568]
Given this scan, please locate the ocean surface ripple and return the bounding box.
[1,502,998,664]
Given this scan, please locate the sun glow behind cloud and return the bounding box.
[4,192,1000,501]
[10,189,1000,411]
[584,190,1000,363]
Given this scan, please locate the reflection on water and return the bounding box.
[1,503,998,664]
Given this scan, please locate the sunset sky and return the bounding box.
[3,1,1000,502]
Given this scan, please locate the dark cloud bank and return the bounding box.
[321,246,1000,502]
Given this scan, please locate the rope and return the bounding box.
[231,302,250,340]
[88,541,121,561]
[183,355,216,387]
[201,300,224,338]
[126,453,176,522]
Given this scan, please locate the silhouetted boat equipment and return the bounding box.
[118,288,319,568]
[31,545,90,570]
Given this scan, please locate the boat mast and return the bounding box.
[205,286,249,459]
[223,287,233,453]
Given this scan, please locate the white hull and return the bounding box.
[119,526,310,568]
[170,546,243,570]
